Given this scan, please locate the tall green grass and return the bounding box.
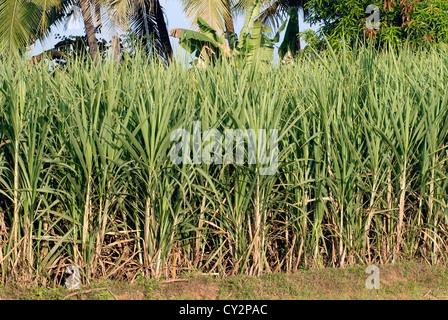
[0,45,447,285]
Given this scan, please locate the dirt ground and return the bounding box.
[1,260,447,300]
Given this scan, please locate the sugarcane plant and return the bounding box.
[0,42,448,285]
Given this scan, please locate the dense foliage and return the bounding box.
[303,0,448,50]
[170,2,290,66]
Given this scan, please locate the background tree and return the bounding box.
[78,0,100,61]
[304,0,448,49]
[179,0,309,55]
[257,0,309,57]
[0,0,172,64]
[63,0,173,63]
[0,0,63,52]
[106,0,173,64]
[180,0,235,33]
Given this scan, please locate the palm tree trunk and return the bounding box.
[142,3,151,54]
[112,35,120,63]
[224,0,234,33]
[94,1,102,31]
[287,7,300,52]
[79,0,99,63]
[296,10,300,51]
[152,0,173,65]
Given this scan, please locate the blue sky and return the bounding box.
[30,1,320,57]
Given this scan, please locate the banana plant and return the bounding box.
[170,0,290,66]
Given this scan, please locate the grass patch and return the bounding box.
[1,261,447,300]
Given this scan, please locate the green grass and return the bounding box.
[0,44,447,285]
[1,261,447,299]
[218,261,448,300]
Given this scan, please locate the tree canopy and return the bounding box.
[303,0,448,50]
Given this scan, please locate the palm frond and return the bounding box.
[181,0,232,33]
[257,0,309,28]
[29,0,63,32]
[0,0,45,52]
[106,0,172,63]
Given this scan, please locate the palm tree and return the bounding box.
[256,0,309,52]
[257,0,308,25]
[0,0,63,52]
[69,0,173,64]
[179,0,309,52]
[86,0,173,64]
[1,0,172,64]
[102,0,173,64]
[79,0,100,61]
[0,0,102,59]
[180,0,235,34]
[132,0,173,64]
[179,0,283,34]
